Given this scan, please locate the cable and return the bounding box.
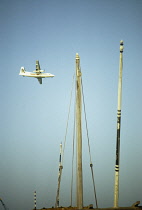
[62,73,75,165]
[81,77,98,208]
[70,102,76,206]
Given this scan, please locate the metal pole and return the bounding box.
[76,53,83,209]
[114,40,124,207]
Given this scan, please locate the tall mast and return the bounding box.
[114,40,124,207]
[76,53,83,209]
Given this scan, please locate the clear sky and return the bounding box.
[0,0,142,210]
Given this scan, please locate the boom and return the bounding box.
[0,198,8,210]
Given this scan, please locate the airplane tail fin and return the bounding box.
[19,67,26,75]
[37,78,42,84]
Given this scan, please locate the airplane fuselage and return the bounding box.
[19,71,54,78]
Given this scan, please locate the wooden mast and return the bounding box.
[76,53,83,209]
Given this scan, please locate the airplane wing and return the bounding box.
[36,60,41,71]
[37,78,42,84]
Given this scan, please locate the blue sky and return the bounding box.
[0,0,142,210]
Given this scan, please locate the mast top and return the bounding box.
[76,53,80,59]
[76,53,81,77]
[120,40,124,53]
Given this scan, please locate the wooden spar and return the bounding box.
[114,40,124,207]
[76,53,83,209]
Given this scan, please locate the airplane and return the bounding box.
[19,60,55,84]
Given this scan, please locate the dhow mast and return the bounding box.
[114,40,124,207]
[76,53,83,209]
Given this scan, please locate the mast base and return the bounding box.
[33,201,142,210]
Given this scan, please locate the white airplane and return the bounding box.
[19,60,55,84]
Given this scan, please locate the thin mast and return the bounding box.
[55,143,63,208]
[34,191,36,210]
[114,40,124,207]
[76,53,83,209]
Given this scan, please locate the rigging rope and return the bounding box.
[81,77,98,208]
[55,73,75,208]
[70,100,76,207]
[62,73,75,165]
